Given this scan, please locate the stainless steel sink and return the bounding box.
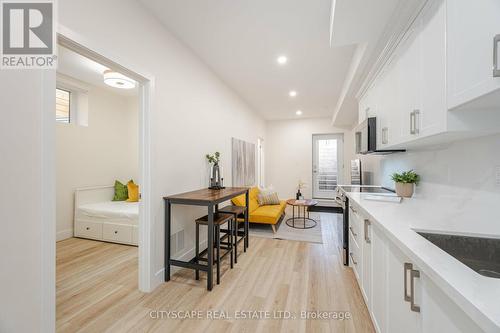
[417,232,500,279]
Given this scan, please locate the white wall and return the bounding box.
[265,117,355,199]
[59,0,266,291]
[0,70,56,332]
[1,0,265,331]
[358,133,500,235]
[56,86,138,241]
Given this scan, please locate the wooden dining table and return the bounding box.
[163,187,249,291]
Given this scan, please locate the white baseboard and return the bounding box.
[152,239,208,291]
[56,228,73,241]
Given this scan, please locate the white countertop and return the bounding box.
[343,189,500,333]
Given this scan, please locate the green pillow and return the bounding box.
[112,180,128,201]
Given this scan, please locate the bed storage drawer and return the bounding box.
[102,223,133,244]
[132,226,138,245]
[75,220,102,240]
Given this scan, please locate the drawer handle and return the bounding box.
[364,219,371,243]
[410,269,421,312]
[349,252,357,265]
[404,263,412,302]
[86,227,90,230]
[349,226,357,237]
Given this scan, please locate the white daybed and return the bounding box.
[74,185,138,246]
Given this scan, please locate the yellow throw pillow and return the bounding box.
[126,180,139,202]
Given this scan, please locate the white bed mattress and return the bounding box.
[77,201,139,221]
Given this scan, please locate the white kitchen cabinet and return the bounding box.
[418,0,447,137]
[348,204,363,283]
[370,224,387,333]
[386,241,421,333]
[361,217,372,310]
[447,0,500,111]
[421,272,483,333]
[395,25,421,144]
[356,0,500,151]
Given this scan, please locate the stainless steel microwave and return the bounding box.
[355,117,405,155]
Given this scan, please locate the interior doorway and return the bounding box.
[55,34,152,293]
[312,134,344,199]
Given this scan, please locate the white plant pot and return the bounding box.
[395,182,414,198]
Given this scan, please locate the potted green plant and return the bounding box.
[391,170,420,198]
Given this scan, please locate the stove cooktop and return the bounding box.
[338,186,395,194]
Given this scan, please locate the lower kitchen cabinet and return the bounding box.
[349,201,483,333]
[421,274,483,333]
[371,225,387,333]
[386,241,421,333]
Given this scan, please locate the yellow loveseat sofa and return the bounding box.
[232,187,286,233]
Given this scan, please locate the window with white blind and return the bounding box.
[56,88,71,123]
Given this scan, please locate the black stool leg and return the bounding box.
[234,218,238,263]
[216,225,221,285]
[245,216,249,250]
[243,219,247,253]
[195,223,199,280]
[229,219,234,269]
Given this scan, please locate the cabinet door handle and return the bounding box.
[349,226,357,237]
[382,127,388,144]
[413,110,420,135]
[349,252,357,265]
[493,34,500,77]
[364,219,371,243]
[404,262,412,302]
[410,269,421,312]
[409,111,415,135]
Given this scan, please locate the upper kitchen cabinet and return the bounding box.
[447,0,500,111]
[418,0,447,137]
[356,0,500,151]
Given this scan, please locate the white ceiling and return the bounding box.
[57,46,138,96]
[139,0,357,120]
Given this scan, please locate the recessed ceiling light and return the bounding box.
[296,110,303,116]
[103,70,136,89]
[289,90,297,97]
[277,55,288,65]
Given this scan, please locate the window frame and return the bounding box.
[55,87,72,124]
[56,74,90,127]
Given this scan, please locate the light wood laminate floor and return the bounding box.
[56,213,374,332]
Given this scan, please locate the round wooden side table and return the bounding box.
[285,199,318,229]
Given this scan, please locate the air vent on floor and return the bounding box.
[170,230,185,254]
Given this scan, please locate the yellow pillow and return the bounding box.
[231,187,259,212]
[126,181,139,202]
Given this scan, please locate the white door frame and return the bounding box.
[257,137,264,187]
[312,133,344,199]
[46,26,155,293]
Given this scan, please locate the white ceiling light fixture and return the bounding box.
[277,55,288,65]
[103,70,136,89]
[289,90,297,97]
[296,110,303,116]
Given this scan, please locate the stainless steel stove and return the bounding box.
[335,185,395,265]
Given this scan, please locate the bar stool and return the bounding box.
[218,205,247,263]
[195,212,234,285]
